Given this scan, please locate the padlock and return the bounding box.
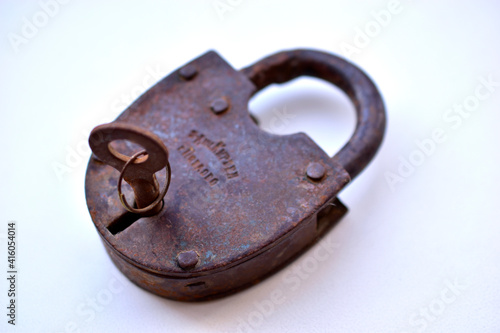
[85,49,386,301]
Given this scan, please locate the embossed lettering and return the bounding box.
[177,145,219,186]
[190,130,239,179]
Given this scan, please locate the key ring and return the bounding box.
[117,150,171,215]
[89,122,171,216]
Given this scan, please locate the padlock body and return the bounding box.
[103,199,346,300]
[85,51,351,301]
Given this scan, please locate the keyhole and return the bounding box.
[248,77,356,156]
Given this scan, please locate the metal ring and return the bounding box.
[117,150,171,215]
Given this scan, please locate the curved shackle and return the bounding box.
[240,49,386,181]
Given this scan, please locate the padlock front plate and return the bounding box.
[85,51,350,278]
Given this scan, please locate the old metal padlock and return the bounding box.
[85,49,386,301]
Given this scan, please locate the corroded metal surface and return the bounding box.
[85,49,386,301]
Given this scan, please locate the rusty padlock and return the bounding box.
[85,49,386,301]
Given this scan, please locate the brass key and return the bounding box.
[89,122,170,216]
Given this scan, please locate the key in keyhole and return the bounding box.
[89,122,171,216]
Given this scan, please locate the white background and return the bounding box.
[1,1,499,332]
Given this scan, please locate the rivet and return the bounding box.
[179,65,197,80]
[210,98,229,114]
[177,250,199,270]
[306,162,326,181]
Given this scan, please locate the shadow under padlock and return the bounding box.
[85,49,386,301]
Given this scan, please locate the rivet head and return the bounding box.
[177,250,199,270]
[179,65,197,80]
[306,162,326,181]
[210,98,229,114]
